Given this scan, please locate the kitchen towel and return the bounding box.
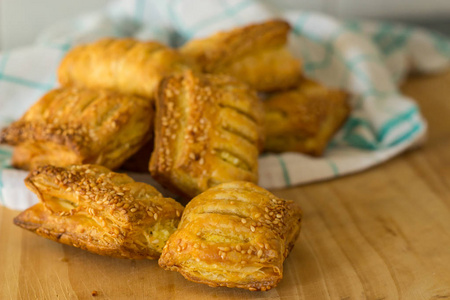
[1,0,449,210]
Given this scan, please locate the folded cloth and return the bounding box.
[1,0,449,210]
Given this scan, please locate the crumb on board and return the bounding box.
[91,290,98,297]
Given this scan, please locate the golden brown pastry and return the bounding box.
[180,19,301,92]
[150,70,264,198]
[264,79,350,155]
[0,87,153,170]
[14,164,184,259]
[58,38,193,99]
[159,181,302,291]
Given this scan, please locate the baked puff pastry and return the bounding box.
[14,164,184,259]
[180,19,301,92]
[58,38,193,99]
[264,79,350,155]
[0,87,153,170]
[150,70,264,198]
[159,181,302,291]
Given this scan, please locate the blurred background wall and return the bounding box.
[1,0,449,50]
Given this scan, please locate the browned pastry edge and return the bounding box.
[161,264,281,291]
[13,208,153,259]
[0,121,88,154]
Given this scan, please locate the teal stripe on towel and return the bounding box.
[0,74,54,91]
[387,122,423,147]
[327,160,339,176]
[277,156,291,187]
[0,53,9,74]
[378,106,418,141]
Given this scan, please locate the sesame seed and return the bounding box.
[257,249,263,258]
[236,245,242,252]
[241,218,247,224]
[250,226,256,232]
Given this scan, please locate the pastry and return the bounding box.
[150,70,264,198]
[264,79,350,155]
[159,181,302,291]
[14,164,184,259]
[58,38,193,100]
[180,19,301,92]
[0,86,153,170]
[121,140,154,173]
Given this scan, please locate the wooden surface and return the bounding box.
[1,71,450,300]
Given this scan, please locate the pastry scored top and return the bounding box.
[264,79,350,155]
[58,38,194,99]
[0,86,153,170]
[159,181,303,291]
[181,19,302,92]
[14,164,184,259]
[150,70,264,198]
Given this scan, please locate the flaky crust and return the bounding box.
[181,19,301,92]
[159,181,302,291]
[150,71,264,198]
[264,79,350,155]
[58,38,193,99]
[0,87,153,170]
[14,164,184,259]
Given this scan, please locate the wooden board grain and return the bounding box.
[1,71,450,300]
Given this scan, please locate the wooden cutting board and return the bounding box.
[1,71,450,300]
